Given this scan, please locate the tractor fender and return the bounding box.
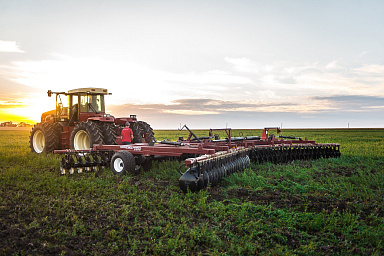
[87,116,115,122]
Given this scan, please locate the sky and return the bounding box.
[0,0,383,129]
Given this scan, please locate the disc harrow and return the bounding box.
[54,126,341,193]
[60,150,114,174]
[179,149,251,192]
[249,144,341,164]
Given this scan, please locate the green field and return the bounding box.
[1,128,383,255]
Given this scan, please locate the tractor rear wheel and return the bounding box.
[70,121,104,150]
[29,123,60,153]
[99,122,117,145]
[130,122,143,144]
[131,121,156,145]
[110,151,136,175]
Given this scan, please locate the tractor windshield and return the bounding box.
[79,94,105,113]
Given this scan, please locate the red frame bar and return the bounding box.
[54,143,216,157]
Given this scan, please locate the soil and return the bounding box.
[1,175,382,255]
[207,185,384,219]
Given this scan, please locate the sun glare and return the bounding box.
[1,93,56,124]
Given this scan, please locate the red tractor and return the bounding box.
[29,88,155,153]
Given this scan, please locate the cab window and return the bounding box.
[79,94,105,113]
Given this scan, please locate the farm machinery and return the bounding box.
[54,125,341,193]
[29,88,155,154]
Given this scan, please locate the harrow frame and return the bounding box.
[55,127,341,192]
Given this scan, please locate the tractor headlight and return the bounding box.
[103,114,111,118]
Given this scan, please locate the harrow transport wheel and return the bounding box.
[70,121,104,150]
[29,123,60,153]
[99,122,117,145]
[111,151,136,175]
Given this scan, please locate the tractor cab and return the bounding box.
[45,88,111,125]
[66,88,109,124]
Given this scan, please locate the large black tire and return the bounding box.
[43,123,61,152]
[30,123,45,153]
[130,122,144,144]
[52,123,63,150]
[29,123,61,153]
[70,121,104,150]
[131,121,156,145]
[110,151,137,175]
[99,122,117,145]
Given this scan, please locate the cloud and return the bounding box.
[353,64,384,76]
[107,94,383,127]
[3,54,384,106]
[324,60,345,71]
[107,97,382,129]
[0,76,37,97]
[0,100,25,108]
[164,109,220,115]
[1,53,383,127]
[107,97,338,119]
[0,40,24,53]
[0,54,255,105]
[312,95,384,111]
[225,57,261,73]
[225,59,384,98]
[359,51,368,57]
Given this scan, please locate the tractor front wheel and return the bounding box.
[29,123,60,153]
[70,121,104,150]
[30,123,46,153]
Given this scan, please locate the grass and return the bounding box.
[0,128,383,255]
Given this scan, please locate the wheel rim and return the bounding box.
[74,130,90,150]
[113,158,124,173]
[33,130,45,153]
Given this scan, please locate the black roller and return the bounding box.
[245,136,261,140]
[218,163,225,180]
[196,164,205,191]
[240,156,246,170]
[235,157,240,172]
[230,156,236,173]
[202,164,210,188]
[197,174,205,191]
[222,164,228,178]
[160,140,185,146]
[179,166,200,193]
[245,155,250,168]
[211,165,219,186]
[226,158,233,175]
[208,162,215,186]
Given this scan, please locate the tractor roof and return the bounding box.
[67,88,109,95]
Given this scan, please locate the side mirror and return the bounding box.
[47,90,52,97]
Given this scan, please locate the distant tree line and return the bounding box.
[0,121,32,127]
